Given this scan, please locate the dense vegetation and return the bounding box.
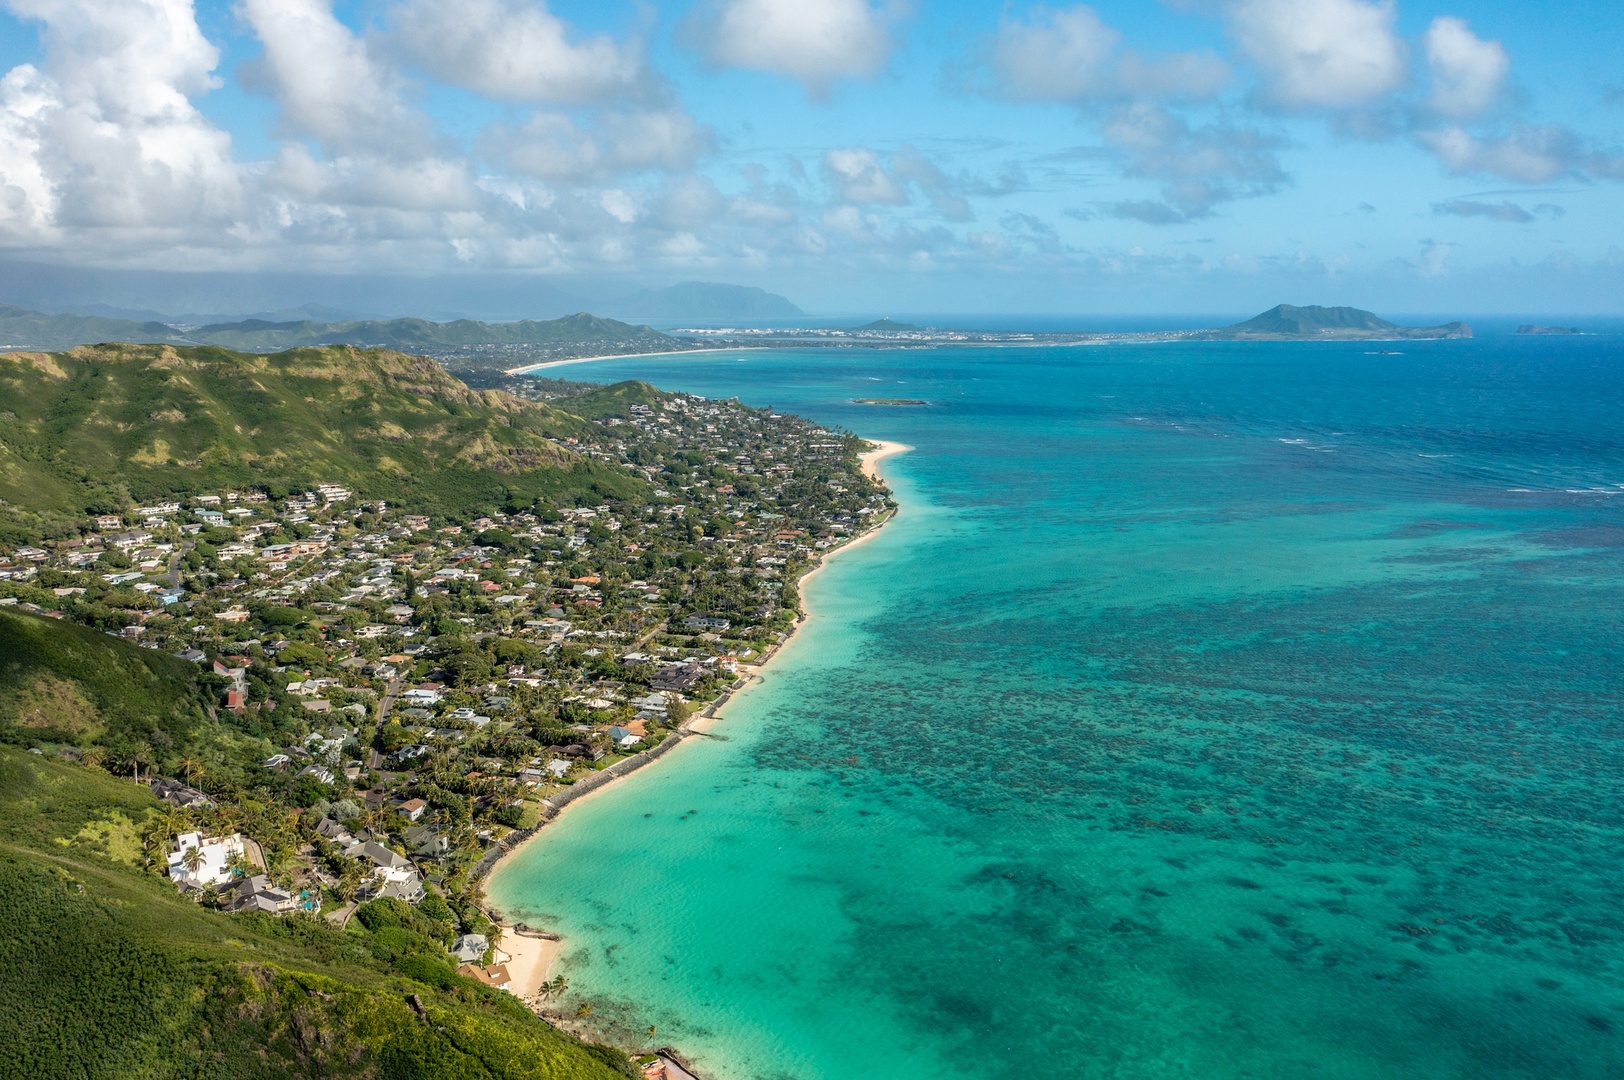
[0,343,646,540]
[0,746,634,1079]
[0,305,676,356]
[0,606,224,769]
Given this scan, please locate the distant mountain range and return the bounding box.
[1207,305,1472,340]
[0,304,683,365]
[190,311,674,353]
[605,281,802,322]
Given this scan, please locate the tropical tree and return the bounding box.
[182,845,204,877]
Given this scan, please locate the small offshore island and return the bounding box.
[0,341,895,1078]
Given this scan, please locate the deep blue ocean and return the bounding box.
[490,327,1624,1079]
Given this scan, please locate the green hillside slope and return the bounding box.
[0,607,224,768]
[0,747,632,1080]
[191,312,674,354]
[0,343,644,537]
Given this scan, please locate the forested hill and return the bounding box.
[191,312,674,354]
[0,343,644,539]
[0,304,678,359]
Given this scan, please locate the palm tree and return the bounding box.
[214,806,243,837]
[159,808,187,839]
[182,844,204,878]
[178,758,205,782]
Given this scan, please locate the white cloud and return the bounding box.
[388,0,648,104]
[240,0,426,156]
[1423,16,1508,119]
[488,108,710,185]
[991,5,1227,103]
[1230,0,1405,110]
[0,65,57,235]
[1416,237,1450,276]
[1103,103,1288,219]
[241,0,488,219]
[993,6,1120,101]
[600,189,638,224]
[0,0,241,241]
[691,0,897,96]
[269,143,478,212]
[823,147,906,204]
[1418,124,1579,183]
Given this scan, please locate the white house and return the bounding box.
[167,831,246,889]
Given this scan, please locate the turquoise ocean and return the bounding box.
[488,328,1624,1079]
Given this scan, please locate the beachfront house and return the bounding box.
[452,934,489,964]
[683,615,731,632]
[456,962,511,990]
[404,824,451,859]
[351,841,409,871]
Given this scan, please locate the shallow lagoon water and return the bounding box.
[489,333,1624,1079]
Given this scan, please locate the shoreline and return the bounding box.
[503,347,760,375]
[479,438,912,1050]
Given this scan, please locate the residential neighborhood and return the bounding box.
[2,378,893,988]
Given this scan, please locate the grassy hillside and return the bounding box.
[0,343,645,537]
[0,747,632,1080]
[550,381,667,420]
[0,607,223,768]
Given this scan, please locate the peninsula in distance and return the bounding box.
[0,302,1470,366]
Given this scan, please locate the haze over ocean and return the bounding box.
[489,328,1624,1080]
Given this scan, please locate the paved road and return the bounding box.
[163,542,191,587]
[375,676,404,727]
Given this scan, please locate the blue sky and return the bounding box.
[0,0,1620,316]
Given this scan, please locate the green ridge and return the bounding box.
[0,343,647,539]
